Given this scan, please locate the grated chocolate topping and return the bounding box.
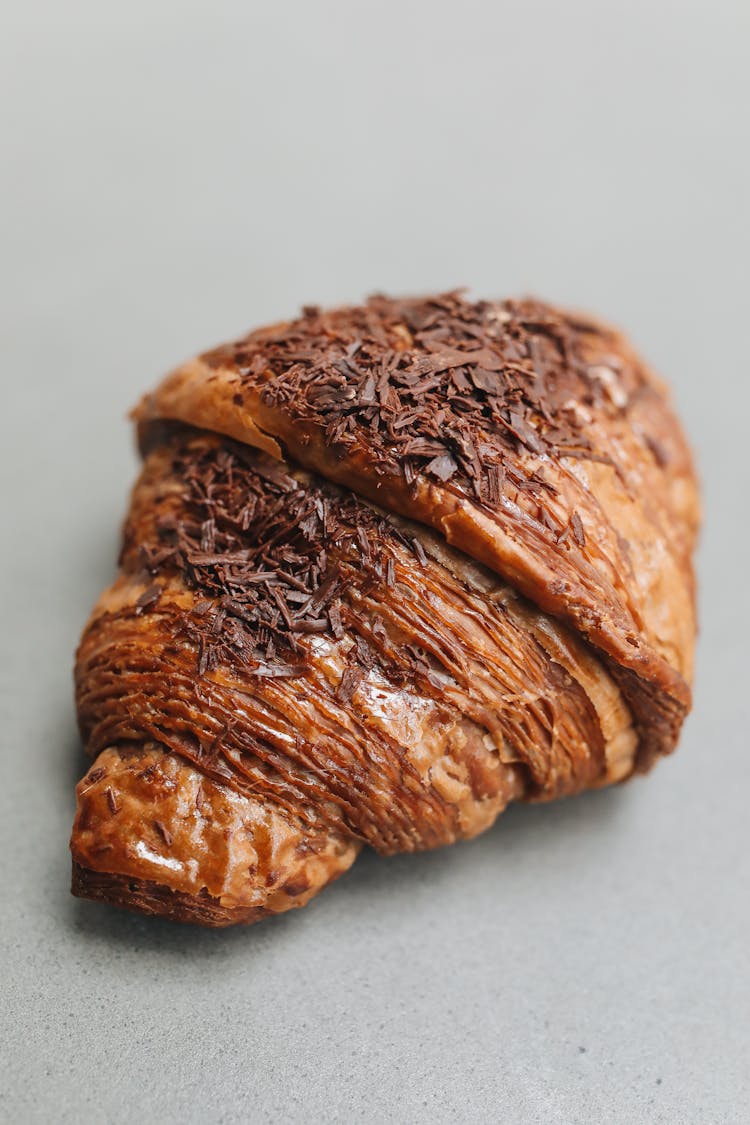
[131,438,418,680]
[207,291,630,506]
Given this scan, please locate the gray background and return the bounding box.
[2,2,748,1122]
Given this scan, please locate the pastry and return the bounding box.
[70,292,699,925]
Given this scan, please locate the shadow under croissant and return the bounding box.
[351,783,630,896]
[68,886,296,954]
[66,783,630,947]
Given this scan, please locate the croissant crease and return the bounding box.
[70,292,699,926]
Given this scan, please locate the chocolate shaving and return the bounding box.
[238,292,630,505]
[410,536,428,566]
[570,511,586,547]
[135,583,162,613]
[141,440,402,684]
[336,665,362,705]
[424,452,458,482]
[328,601,344,640]
[154,820,173,847]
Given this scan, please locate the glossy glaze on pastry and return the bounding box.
[71,293,699,925]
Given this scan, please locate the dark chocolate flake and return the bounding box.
[425,452,458,482]
[135,583,162,613]
[468,366,498,393]
[328,601,345,640]
[410,536,428,566]
[154,820,173,847]
[336,665,363,705]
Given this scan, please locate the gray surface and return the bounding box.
[2,2,748,1122]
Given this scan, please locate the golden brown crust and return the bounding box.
[71,293,699,926]
[135,295,698,765]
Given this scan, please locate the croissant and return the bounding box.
[70,292,699,926]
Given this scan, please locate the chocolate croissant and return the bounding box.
[71,292,699,926]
